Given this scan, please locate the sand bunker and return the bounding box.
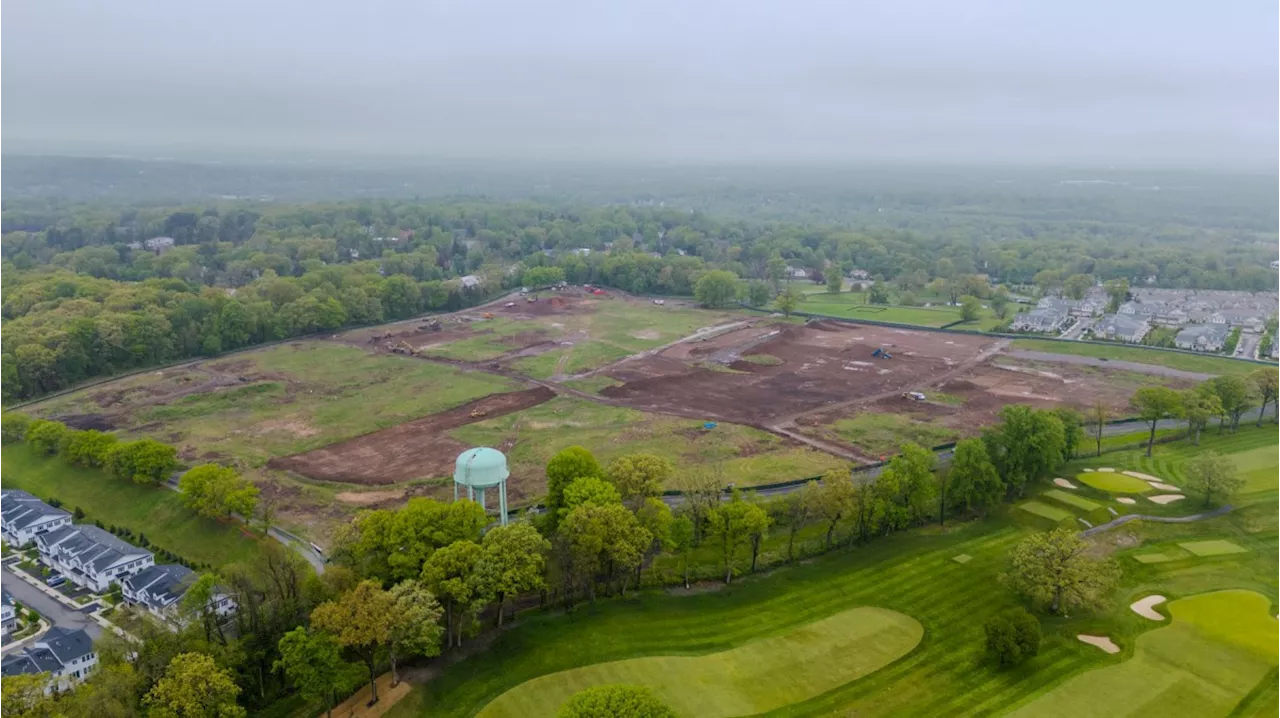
[1130,595,1168,620]
[1122,471,1160,482]
[1149,482,1180,491]
[1148,494,1186,505]
[1082,468,1095,472]
[1116,497,1136,505]
[1077,635,1121,654]
[1096,467,1115,472]
[1054,478,1078,489]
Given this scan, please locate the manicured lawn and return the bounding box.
[449,397,844,491]
[2,445,267,570]
[1009,590,1278,718]
[1179,540,1248,557]
[1077,472,1153,494]
[477,607,922,718]
[826,412,960,458]
[1041,489,1110,525]
[1010,339,1259,377]
[1015,500,1074,528]
[389,520,1107,718]
[792,294,963,327]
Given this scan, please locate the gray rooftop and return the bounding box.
[1,490,70,530]
[125,564,196,607]
[41,524,151,573]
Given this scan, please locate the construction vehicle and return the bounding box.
[903,391,926,401]
[872,348,893,359]
[470,409,489,418]
[526,296,536,303]
[391,340,416,355]
[482,312,495,319]
[504,302,517,308]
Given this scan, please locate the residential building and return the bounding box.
[1174,324,1230,352]
[787,267,810,279]
[1,590,16,634]
[1092,314,1151,343]
[0,627,98,691]
[459,275,482,289]
[123,564,236,622]
[1011,307,1069,333]
[36,525,154,593]
[1,490,72,547]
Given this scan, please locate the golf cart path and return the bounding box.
[1081,504,1233,536]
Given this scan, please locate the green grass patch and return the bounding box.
[739,353,783,366]
[794,296,962,328]
[1,445,267,570]
[927,392,967,406]
[450,397,844,493]
[952,554,973,564]
[476,606,922,718]
[826,413,960,458]
[1014,501,1075,529]
[1009,590,1279,718]
[1133,552,1179,564]
[1077,472,1153,494]
[1040,489,1110,525]
[1179,540,1248,557]
[1010,338,1258,376]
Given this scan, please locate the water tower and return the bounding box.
[453,447,510,526]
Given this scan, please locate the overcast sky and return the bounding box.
[3,0,1277,167]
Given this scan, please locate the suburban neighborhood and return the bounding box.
[1012,286,1277,357]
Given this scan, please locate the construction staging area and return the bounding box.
[25,291,1198,535]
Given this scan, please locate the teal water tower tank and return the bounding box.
[454,447,510,525]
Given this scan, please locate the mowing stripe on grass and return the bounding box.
[477,606,922,718]
[1178,540,1248,556]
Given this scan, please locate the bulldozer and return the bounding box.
[419,319,442,332]
[470,408,489,418]
[482,312,495,320]
[391,340,415,355]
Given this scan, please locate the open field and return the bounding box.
[2,445,267,569]
[477,606,922,718]
[1009,339,1261,377]
[1009,590,1278,718]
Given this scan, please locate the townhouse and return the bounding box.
[1,490,72,547]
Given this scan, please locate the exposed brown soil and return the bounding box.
[55,413,116,430]
[599,322,995,425]
[267,387,556,485]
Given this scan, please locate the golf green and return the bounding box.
[475,606,922,718]
[1077,472,1153,494]
[1009,590,1279,718]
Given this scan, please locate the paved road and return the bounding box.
[1,566,102,645]
[1058,318,1095,340]
[1236,333,1260,360]
[1082,505,1233,536]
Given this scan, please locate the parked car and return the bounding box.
[46,573,66,587]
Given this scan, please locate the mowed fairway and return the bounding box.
[477,607,922,718]
[1009,590,1278,718]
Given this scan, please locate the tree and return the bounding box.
[545,446,604,531]
[108,438,178,484]
[945,439,1002,520]
[983,406,1067,497]
[1130,386,1183,457]
[1004,528,1119,614]
[672,467,723,546]
[606,454,673,505]
[694,270,740,308]
[775,285,804,316]
[669,515,695,588]
[990,290,1011,319]
[179,573,228,644]
[275,628,362,718]
[812,470,855,548]
[634,497,674,584]
[778,481,819,561]
[558,684,676,718]
[24,419,68,455]
[476,522,550,626]
[386,580,445,686]
[959,295,981,322]
[144,652,245,718]
[1104,278,1129,312]
[825,269,843,293]
[60,429,119,468]
[984,609,1041,666]
[562,476,623,513]
[868,281,891,304]
[1208,375,1255,433]
[1053,407,1084,460]
[1181,387,1222,446]
[420,540,485,648]
[1184,452,1243,507]
[1,412,34,444]
[1084,400,1107,457]
[746,281,772,307]
[2,674,54,718]
[557,502,651,602]
[179,464,260,520]
[1251,367,1278,426]
[1062,274,1093,300]
[310,580,397,705]
[522,266,565,288]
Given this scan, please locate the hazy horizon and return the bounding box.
[4,0,1277,169]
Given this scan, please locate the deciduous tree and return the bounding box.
[386,580,445,686]
[144,652,245,718]
[813,470,855,548]
[1004,528,1118,614]
[310,581,397,705]
[420,540,486,648]
[275,628,361,718]
[1182,387,1222,446]
[984,609,1041,666]
[1184,451,1243,507]
[1,412,34,444]
[706,496,770,582]
[606,453,673,505]
[108,438,178,484]
[179,464,260,520]
[24,418,68,455]
[959,295,981,322]
[945,438,1002,520]
[558,684,676,718]
[545,446,604,531]
[1208,375,1255,433]
[694,270,740,308]
[775,285,804,316]
[1130,386,1184,456]
[1085,400,1107,457]
[476,522,550,626]
[1251,367,1278,426]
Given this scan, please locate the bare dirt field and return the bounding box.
[268,387,556,485]
[598,321,996,425]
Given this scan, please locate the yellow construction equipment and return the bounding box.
[470,409,488,418]
[482,312,495,319]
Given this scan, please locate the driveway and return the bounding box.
[1,566,102,645]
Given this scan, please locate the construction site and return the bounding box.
[24,289,1200,537]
